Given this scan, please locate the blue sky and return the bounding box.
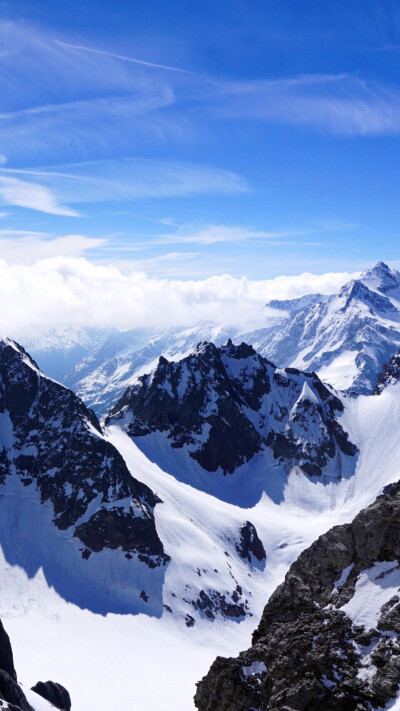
[0,0,400,278]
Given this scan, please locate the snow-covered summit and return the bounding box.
[360,260,400,296]
[250,261,400,394]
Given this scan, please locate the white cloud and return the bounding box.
[4,160,248,203]
[0,21,188,160]
[0,233,104,262]
[0,255,359,338]
[210,73,400,136]
[131,224,313,246]
[0,175,78,215]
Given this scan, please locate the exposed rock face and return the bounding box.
[195,480,400,711]
[107,340,357,487]
[0,338,169,614]
[31,681,71,710]
[0,669,33,711]
[0,620,32,710]
[0,622,16,682]
[235,522,266,566]
[375,349,400,393]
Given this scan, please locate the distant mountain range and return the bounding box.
[21,262,400,415]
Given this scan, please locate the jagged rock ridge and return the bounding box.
[107,340,357,503]
[0,338,169,615]
[195,480,400,711]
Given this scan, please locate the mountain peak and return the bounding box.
[360,261,400,294]
[371,260,390,272]
[107,341,358,505]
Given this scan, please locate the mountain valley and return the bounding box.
[2,263,400,710]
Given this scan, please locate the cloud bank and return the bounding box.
[0,256,359,339]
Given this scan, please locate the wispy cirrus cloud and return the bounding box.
[97,219,355,255]
[0,20,190,161]
[208,73,400,136]
[133,223,315,247]
[2,159,248,206]
[0,174,78,216]
[2,17,400,168]
[1,17,400,176]
[0,231,104,261]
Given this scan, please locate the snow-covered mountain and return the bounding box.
[252,261,400,393]
[106,340,358,506]
[2,337,400,709]
[21,327,109,384]
[0,337,274,629]
[0,337,169,616]
[63,323,234,416]
[20,262,400,416]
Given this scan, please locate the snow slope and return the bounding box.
[2,344,400,709]
[5,375,399,710]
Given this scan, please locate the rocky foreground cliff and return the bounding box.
[195,480,400,711]
[0,616,70,710]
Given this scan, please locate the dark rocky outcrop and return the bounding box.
[0,616,70,711]
[375,349,400,393]
[107,340,357,485]
[192,588,249,622]
[0,338,169,614]
[235,522,266,566]
[0,669,33,711]
[31,681,71,710]
[0,621,16,681]
[195,480,400,711]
